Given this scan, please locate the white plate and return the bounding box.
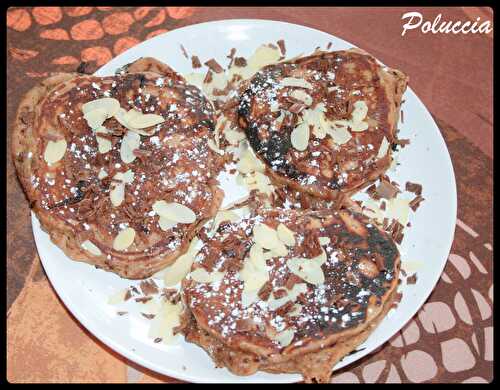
[34,19,457,383]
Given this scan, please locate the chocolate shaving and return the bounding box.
[140,279,159,296]
[366,184,380,200]
[405,181,423,196]
[141,313,156,320]
[394,138,410,148]
[409,195,425,211]
[400,110,404,124]
[124,289,133,301]
[135,296,153,304]
[326,42,333,50]
[191,55,202,69]
[380,201,386,211]
[203,70,213,84]
[234,57,247,67]
[406,273,418,285]
[277,39,286,56]
[116,311,128,316]
[204,58,224,74]
[162,288,181,304]
[154,337,162,343]
[272,289,288,300]
[391,221,405,244]
[258,281,273,301]
[285,273,303,290]
[288,102,307,114]
[180,44,188,59]
[400,268,407,277]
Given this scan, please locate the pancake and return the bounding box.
[238,49,408,201]
[181,207,400,381]
[12,58,224,279]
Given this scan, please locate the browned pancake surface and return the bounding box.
[238,49,408,200]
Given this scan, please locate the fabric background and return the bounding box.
[6,7,493,383]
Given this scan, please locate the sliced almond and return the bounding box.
[270,241,289,257]
[327,122,352,145]
[267,283,308,310]
[113,227,135,251]
[147,300,183,345]
[109,182,124,207]
[273,328,295,347]
[82,97,120,116]
[253,223,280,250]
[209,210,240,234]
[280,77,313,89]
[161,237,200,286]
[127,113,165,129]
[84,108,108,129]
[291,121,310,151]
[158,216,177,231]
[152,201,196,224]
[287,257,325,286]
[288,303,303,317]
[386,197,410,226]
[249,243,266,270]
[290,89,313,106]
[377,136,390,159]
[189,268,225,284]
[120,131,141,163]
[351,100,369,123]
[277,223,296,247]
[44,139,67,165]
[81,240,101,256]
[96,134,112,154]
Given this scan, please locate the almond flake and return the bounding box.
[84,108,108,129]
[189,268,225,284]
[287,257,325,285]
[113,227,135,251]
[158,216,177,231]
[291,121,310,151]
[148,300,183,345]
[249,243,266,270]
[44,139,67,165]
[81,240,101,256]
[120,131,141,163]
[253,223,280,250]
[128,113,165,129]
[327,122,352,145]
[82,97,120,116]
[152,201,196,224]
[160,237,200,286]
[280,77,313,89]
[290,89,313,106]
[377,136,390,159]
[277,223,296,247]
[267,283,308,310]
[273,328,295,347]
[110,182,125,207]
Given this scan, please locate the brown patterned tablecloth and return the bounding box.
[6,7,493,383]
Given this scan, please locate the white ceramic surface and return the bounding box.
[34,19,457,383]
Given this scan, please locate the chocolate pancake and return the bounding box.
[12,58,224,279]
[181,208,400,381]
[238,49,408,201]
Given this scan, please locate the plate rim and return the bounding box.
[35,18,457,383]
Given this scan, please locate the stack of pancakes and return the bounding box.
[12,48,407,382]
